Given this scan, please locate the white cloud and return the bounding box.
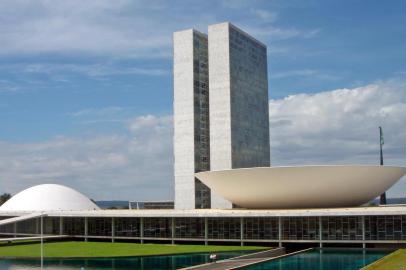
[0,0,172,57]
[0,63,168,77]
[0,115,173,201]
[129,114,172,133]
[251,9,278,22]
[69,107,126,118]
[0,62,169,93]
[244,26,320,40]
[0,80,20,92]
[269,78,406,197]
[0,0,319,57]
[270,69,341,84]
[1,79,405,200]
[67,110,130,125]
[221,0,252,9]
[271,69,316,78]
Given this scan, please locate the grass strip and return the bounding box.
[362,249,406,270]
[0,241,267,258]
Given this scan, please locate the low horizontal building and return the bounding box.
[1,207,406,248]
[129,201,174,210]
[1,184,406,249]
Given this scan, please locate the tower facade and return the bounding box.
[209,22,270,208]
[173,29,211,209]
[174,23,270,209]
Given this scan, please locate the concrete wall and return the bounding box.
[208,23,233,209]
[174,29,196,210]
[174,30,211,209]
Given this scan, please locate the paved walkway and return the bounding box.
[182,258,272,270]
[0,235,69,243]
[181,247,286,270]
[181,248,312,270]
[0,213,46,226]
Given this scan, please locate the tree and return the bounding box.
[0,193,11,206]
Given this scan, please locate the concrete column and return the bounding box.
[319,216,323,248]
[111,217,115,243]
[278,217,282,247]
[35,218,39,235]
[171,217,175,244]
[13,222,17,238]
[140,217,144,244]
[204,217,208,245]
[84,217,88,242]
[59,217,64,235]
[362,216,366,249]
[240,217,244,246]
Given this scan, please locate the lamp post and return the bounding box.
[41,213,43,269]
[379,126,387,205]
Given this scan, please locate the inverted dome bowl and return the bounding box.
[195,165,406,209]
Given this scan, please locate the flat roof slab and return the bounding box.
[1,206,406,218]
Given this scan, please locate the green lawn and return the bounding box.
[363,249,406,270]
[0,241,267,258]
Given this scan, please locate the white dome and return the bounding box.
[0,184,100,212]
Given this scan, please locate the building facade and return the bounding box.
[174,23,270,210]
[2,208,406,248]
[208,22,270,208]
[129,201,174,210]
[174,29,211,209]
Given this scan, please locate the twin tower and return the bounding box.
[174,22,270,209]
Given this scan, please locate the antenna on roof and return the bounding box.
[379,126,387,205]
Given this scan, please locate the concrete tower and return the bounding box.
[174,23,270,209]
[173,29,211,209]
[208,22,270,208]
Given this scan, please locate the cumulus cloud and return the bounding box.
[0,0,201,57]
[0,79,405,199]
[0,0,171,57]
[0,0,321,96]
[0,0,318,57]
[269,79,406,164]
[269,78,406,197]
[0,115,173,201]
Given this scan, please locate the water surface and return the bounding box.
[243,249,389,270]
[0,251,250,270]
[0,249,391,270]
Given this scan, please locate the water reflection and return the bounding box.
[244,249,390,270]
[0,251,248,270]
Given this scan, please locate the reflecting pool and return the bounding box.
[243,249,390,270]
[0,251,250,270]
[0,249,391,270]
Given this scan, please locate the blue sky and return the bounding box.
[1,0,406,200]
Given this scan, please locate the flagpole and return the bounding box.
[379,126,387,205]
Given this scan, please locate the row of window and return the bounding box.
[229,27,266,54]
[2,216,406,241]
[192,42,211,210]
